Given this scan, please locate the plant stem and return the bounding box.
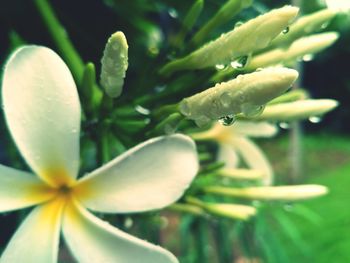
[34,0,84,82]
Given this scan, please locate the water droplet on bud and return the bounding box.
[282,26,290,34]
[219,92,231,107]
[218,115,236,126]
[230,55,249,69]
[124,217,133,229]
[241,104,265,117]
[302,54,314,62]
[279,122,290,129]
[234,21,244,28]
[309,116,322,123]
[215,64,225,70]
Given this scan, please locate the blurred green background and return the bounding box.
[1,0,350,262]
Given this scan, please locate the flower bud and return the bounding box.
[180,68,298,126]
[100,31,129,98]
[191,0,253,45]
[205,184,328,201]
[248,32,339,70]
[160,6,299,75]
[186,196,256,220]
[267,9,337,50]
[204,203,256,220]
[253,99,338,121]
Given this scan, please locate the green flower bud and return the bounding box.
[173,0,204,47]
[100,31,129,98]
[186,196,256,220]
[179,67,298,126]
[191,0,253,45]
[248,32,339,70]
[160,6,299,75]
[266,9,337,50]
[204,185,328,201]
[203,203,256,220]
[252,99,338,121]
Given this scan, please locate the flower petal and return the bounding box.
[231,121,278,138]
[0,164,55,212]
[62,200,178,263]
[230,137,273,185]
[0,198,65,263]
[217,143,239,168]
[2,46,81,187]
[75,134,198,213]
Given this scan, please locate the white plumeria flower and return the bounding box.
[192,121,277,185]
[0,46,199,263]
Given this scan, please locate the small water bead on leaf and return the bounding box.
[234,21,244,29]
[135,105,150,115]
[302,54,314,62]
[155,85,167,93]
[123,217,133,229]
[321,21,330,29]
[241,103,265,117]
[215,64,225,70]
[168,8,178,18]
[230,55,249,69]
[282,26,290,34]
[309,116,322,123]
[279,122,290,129]
[218,115,236,126]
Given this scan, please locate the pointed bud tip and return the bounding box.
[278,5,300,19]
[263,67,299,86]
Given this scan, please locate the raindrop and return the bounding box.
[219,92,231,107]
[215,64,225,70]
[282,26,290,34]
[168,8,178,18]
[218,115,236,126]
[124,217,133,229]
[241,104,265,117]
[279,122,290,129]
[135,105,150,115]
[234,21,244,28]
[155,85,166,93]
[309,116,322,123]
[321,22,330,29]
[230,55,249,69]
[302,54,314,62]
